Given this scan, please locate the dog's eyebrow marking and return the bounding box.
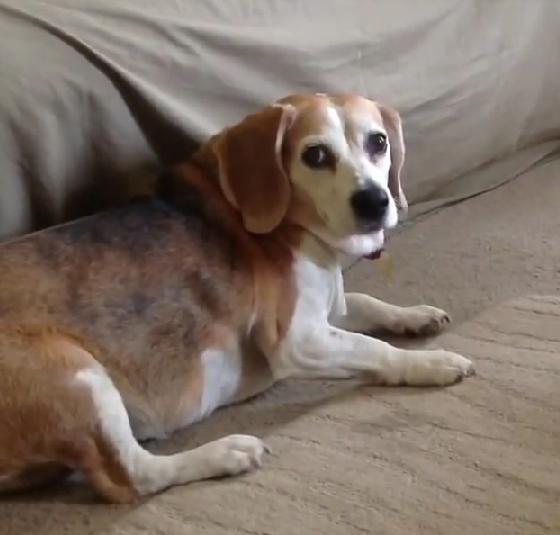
[325,105,343,131]
[324,105,347,154]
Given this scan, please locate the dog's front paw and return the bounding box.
[204,434,270,477]
[401,350,474,386]
[395,305,451,337]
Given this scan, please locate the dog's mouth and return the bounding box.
[363,247,384,260]
[358,224,384,260]
[342,228,385,260]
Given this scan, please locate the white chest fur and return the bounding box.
[270,235,347,379]
[293,235,347,322]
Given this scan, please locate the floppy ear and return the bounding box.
[379,104,408,211]
[213,104,295,234]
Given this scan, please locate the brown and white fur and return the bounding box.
[0,93,473,503]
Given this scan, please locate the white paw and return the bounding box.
[205,434,269,477]
[402,350,475,386]
[394,305,451,336]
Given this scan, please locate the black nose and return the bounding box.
[350,185,389,223]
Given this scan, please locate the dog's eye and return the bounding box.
[365,132,388,157]
[301,144,335,170]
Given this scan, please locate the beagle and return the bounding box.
[0,93,474,502]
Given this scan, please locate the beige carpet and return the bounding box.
[2,295,558,535]
[1,163,559,534]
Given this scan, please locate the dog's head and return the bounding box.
[211,93,407,257]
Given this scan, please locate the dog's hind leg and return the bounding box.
[0,328,268,503]
[76,366,268,502]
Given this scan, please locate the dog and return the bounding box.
[0,93,474,502]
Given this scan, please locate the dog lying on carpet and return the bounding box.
[0,93,474,502]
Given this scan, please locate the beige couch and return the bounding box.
[2,0,560,238]
[0,1,558,533]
